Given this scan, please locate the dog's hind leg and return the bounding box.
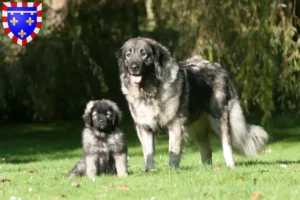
[136,125,155,172]
[195,133,212,165]
[189,115,212,165]
[69,157,86,179]
[220,113,234,168]
[208,85,235,168]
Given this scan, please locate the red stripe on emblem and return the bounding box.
[2,17,8,22]
[12,36,18,43]
[33,2,41,7]
[2,3,8,11]
[31,32,37,38]
[22,39,27,46]
[11,2,17,7]
[22,2,28,7]
[37,10,42,17]
[36,22,42,28]
[4,28,10,34]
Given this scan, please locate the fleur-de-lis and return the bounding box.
[10,17,18,26]
[26,17,34,26]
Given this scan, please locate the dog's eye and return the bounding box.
[126,48,134,58]
[92,112,98,117]
[140,49,147,57]
[106,111,111,118]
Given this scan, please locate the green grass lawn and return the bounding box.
[0,116,300,200]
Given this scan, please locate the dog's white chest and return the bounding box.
[129,99,160,129]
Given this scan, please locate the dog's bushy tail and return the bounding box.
[229,99,269,157]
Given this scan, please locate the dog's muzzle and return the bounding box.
[129,64,142,83]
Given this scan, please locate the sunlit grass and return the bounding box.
[0,116,299,199]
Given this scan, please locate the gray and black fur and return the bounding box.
[116,37,268,170]
[69,99,128,179]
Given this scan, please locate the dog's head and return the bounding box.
[116,37,178,84]
[83,99,122,132]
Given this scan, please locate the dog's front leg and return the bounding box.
[136,125,155,172]
[85,155,98,178]
[114,153,128,177]
[168,118,186,168]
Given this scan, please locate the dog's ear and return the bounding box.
[144,38,178,82]
[115,47,124,75]
[112,109,122,126]
[108,100,122,126]
[82,101,94,126]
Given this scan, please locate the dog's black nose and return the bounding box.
[130,64,139,72]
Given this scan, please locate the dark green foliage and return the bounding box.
[0,0,299,122]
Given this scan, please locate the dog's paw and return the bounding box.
[118,172,128,177]
[145,168,158,173]
[68,174,75,180]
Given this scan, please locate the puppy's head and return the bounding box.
[116,37,175,84]
[83,99,122,132]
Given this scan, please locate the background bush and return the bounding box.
[0,0,299,123]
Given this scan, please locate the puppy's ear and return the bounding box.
[112,109,122,126]
[109,101,122,126]
[82,101,94,126]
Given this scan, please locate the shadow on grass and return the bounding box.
[0,115,299,164]
[236,160,300,166]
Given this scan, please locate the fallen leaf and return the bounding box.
[216,165,221,170]
[149,169,158,172]
[280,164,288,169]
[1,179,11,185]
[251,192,262,200]
[237,179,244,184]
[98,186,110,190]
[116,185,130,190]
[52,197,59,200]
[71,182,80,187]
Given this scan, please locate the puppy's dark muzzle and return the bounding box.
[98,119,106,125]
[95,116,107,129]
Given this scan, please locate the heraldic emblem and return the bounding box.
[2,2,42,46]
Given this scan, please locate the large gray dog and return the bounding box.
[116,37,268,171]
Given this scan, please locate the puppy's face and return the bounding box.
[83,100,121,132]
[117,38,156,84]
[91,106,113,131]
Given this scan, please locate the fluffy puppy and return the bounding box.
[69,99,128,179]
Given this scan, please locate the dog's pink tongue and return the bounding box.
[131,75,142,83]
